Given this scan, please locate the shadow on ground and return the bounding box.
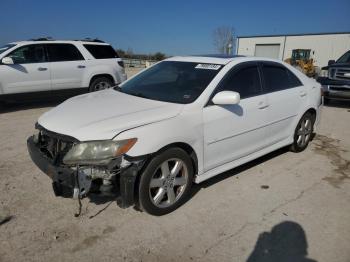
[247,221,317,262]
[324,100,350,109]
[87,146,291,213]
[190,146,290,197]
[0,99,65,114]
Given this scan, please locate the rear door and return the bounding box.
[46,43,86,90]
[0,44,51,94]
[260,62,307,146]
[203,62,270,171]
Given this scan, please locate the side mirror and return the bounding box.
[1,57,14,65]
[328,60,335,66]
[212,91,240,105]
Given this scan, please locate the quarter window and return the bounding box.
[262,64,302,93]
[217,65,262,99]
[8,44,46,64]
[83,44,119,59]
[46,44,84,62]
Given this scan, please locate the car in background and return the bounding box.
[27,55,322,215]
[0,38,126,102]
[317,50,350,103]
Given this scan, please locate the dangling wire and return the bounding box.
[74,165,82,217]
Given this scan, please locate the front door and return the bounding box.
[0,44,50,94]
[203,62,269,172]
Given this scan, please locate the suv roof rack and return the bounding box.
[75,38,105,43]
[27,37,106,43]
[29,37,54,41]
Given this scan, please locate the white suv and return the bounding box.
[0,38,127,102]
[27,55,322,215]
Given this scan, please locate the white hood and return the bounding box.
[38,89,183,141]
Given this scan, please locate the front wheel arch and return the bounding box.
[133,143,198,211]
[136,147,194,215]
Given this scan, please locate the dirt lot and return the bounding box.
[0,78,349,261]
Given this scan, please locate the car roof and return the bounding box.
[166,55,245,65]
[166,55,283,65]
[9,40,109,45]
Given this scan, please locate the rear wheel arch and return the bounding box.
[89,74,115,87]
[304,107,317,123]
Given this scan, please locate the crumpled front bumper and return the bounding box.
[27,136,144,208]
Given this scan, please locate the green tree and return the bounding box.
[153,52,166,61]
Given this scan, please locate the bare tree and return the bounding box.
[213,26,235,54]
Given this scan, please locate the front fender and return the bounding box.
[115,113,204,175]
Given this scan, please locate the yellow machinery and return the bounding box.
[284,49,316,77]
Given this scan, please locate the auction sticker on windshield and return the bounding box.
[195,64,221,70]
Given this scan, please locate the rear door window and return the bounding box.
[261,63,302,93]
[46,44,84,62]
[83,44,119,59]
[8,44,46,64]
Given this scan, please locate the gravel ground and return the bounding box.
[0,78,349,261]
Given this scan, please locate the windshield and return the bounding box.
[337,51,350,63]
[0,44,16,55]
[118,61,222,104]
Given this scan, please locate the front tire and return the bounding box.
[290,112,314,152]
[89,76,113,92]
[138,148,193,216]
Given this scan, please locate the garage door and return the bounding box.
[255,44,280,59]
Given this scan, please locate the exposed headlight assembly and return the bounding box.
[63,138,137,166]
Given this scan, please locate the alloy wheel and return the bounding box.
[94,81,111,91]
[296,118,312,147]
[149,158,188,208]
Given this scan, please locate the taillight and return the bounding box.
[118,61,124,68]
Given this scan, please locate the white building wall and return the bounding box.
[237,33,350,67]
[237,37,285,59]
[283,34,350,67]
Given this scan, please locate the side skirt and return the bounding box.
[195,138,293,184]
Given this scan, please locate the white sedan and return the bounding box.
[27,55,322,215]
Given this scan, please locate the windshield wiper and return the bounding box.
[113,85,122,91]
[128,92,150,99]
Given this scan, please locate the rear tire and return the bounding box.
[290,112,314,152]
[138,148,193,216]
[89,76,113,92]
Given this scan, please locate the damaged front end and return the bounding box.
[27,124,146,209]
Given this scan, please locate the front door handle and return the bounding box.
[258,105,269,109]
[300,91,307,97]
[77,65,86,69]
[38,67,47,71]
[258,101,269,109]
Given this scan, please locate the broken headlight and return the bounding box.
[63,138,137,166]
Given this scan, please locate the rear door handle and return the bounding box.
[38,67,47,71]
[300,91,307,97]
[77,65,86,69]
